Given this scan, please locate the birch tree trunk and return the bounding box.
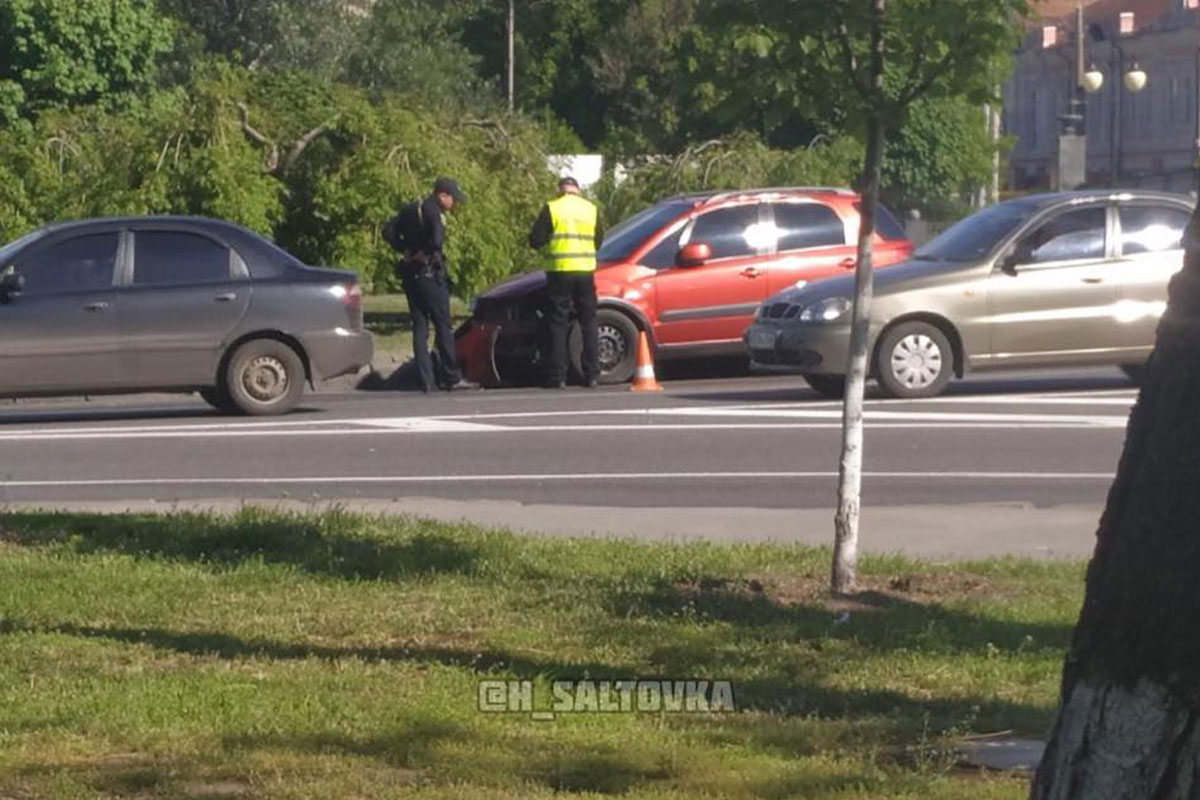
[832,0,886,597]
[1031,204,1200,799]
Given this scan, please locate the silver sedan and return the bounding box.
[745,190,1195,398]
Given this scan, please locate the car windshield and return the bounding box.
[914,201,1035,262]
[598,200,691,262]
[0,229,46,265]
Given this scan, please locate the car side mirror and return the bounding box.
[0,268,24,302]
[999,249,1020,276]
[676,242,712,267]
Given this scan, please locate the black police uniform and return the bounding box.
[392,193,465,392]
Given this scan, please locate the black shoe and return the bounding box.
[543,378,567,389]
[444,378,481,391]
[583,376,598,389]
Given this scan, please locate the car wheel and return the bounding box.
[223,339,306,416]
[199,386,236,413]
[590,309,640,385]
[875,321,954,399]
[803,373,846,399]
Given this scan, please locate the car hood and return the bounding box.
[766,257,989,306]
[477,270,548,300]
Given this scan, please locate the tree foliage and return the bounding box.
[158,0,357,74]
[0,67,555,296]
[594,134,863,228]
[882,96,998,216]
[0,0,1035,296]
[0,0,174,124]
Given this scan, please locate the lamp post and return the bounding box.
[1046,6,1148,189]
[1053,5,1103,189]
[1103,36,1147,187]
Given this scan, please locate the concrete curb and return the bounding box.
[958,737,1044,772]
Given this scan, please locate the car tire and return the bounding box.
[199,386,236,413]
[589,309,640,385]
[803,373,846,399]
[875,321,954,399]
[222,338,306,416]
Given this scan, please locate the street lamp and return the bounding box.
[1105,45,1148,186]
[1045,8,1150,189]
[1046,5,1096,189]
[1124,63,1148,92]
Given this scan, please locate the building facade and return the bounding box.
[1005,0,1199,193]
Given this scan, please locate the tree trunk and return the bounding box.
[1031,204,1200,799]
[831,0,886,597]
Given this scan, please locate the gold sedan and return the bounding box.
[745,190,1195,398]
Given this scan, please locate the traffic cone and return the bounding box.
[629,329,663,392]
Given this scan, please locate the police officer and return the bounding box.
[390,178,478,393]
[528,176,603,388]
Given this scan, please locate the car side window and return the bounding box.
[641,223,687,269]
[687,205,762,260]
[19,233,119,295]
[133,231,231,286]
[1119,206,1190,255]
[771,202,846,251]
[1020,207,1107,265]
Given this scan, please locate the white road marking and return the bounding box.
[0,470,1116,489]
[0,388,1138,442]
[358,418,506,433]
[0,418,1127,441]
[0,404,1132,441]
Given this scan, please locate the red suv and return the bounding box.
[456,187,913,385]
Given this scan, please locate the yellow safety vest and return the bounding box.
[545,194,598,273]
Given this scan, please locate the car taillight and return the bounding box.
[329,283,362,307]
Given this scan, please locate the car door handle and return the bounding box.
[84,301,110,312]
[740,267,763,278]
[839,258,857,269]
[1081,277,1104,284]
[214,292,238,302]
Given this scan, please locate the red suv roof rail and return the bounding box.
[671,186,859,206]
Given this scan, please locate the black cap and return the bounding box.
[558,176,580,189]
[433,177,465,203]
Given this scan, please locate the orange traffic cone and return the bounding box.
[629,329,663,392]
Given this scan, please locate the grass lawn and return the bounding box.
[363,294,469,362]
[0,509,1082,798]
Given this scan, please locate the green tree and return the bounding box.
[344,0,490,109]
[882,95,997,216]
[159,0,360,74]
[703,0,1027,594]
[0,0,174,124]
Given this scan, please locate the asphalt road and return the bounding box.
[0,367,1137,559]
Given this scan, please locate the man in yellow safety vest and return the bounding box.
[528,176,604,388]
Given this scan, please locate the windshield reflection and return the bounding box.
[914,202,1033,263]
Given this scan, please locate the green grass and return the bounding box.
[363,294,470,361]
[0,509,1082,798]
